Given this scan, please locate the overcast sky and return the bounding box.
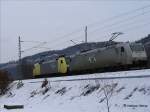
[0,0,150,63]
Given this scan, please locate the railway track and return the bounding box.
[28,74,150,83]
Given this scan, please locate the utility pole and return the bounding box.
[18,36,22,62]
[85,26,87,43]
[18,36,23,80]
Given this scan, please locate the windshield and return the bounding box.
[130,44,144,51]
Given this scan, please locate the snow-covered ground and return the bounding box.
[0,69,150,112]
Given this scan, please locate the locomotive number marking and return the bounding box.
[88,57,96,63]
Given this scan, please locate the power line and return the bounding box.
[69,8,150,42]
[45,28,83,44]
[42,4,150,48]
[18,39,48,53]
[92,20,150,42]
[88,9,150,35]
[50,16,149,48]
[87,4,150,28]
[21,40,46,43]
[19,18,150,59]
[123,20,150,32]
[15,4,150,58]
[21,42,47,53]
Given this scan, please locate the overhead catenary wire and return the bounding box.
[92,20,150,42]
[21,40,47,43]
[42,5,150,48]
[19,4,150,57]
[89,15,150,41]
[67,10,150,42]
[88,9,150,36]
[123,20,150,33]
[48,16,150,48]
[21,42,47,53]
[87,4,150,28]
[39,4,150,47]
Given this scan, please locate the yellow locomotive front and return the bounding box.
[33,56,68,77]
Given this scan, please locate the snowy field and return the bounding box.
[0,69,150,112]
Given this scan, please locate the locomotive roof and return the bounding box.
[70,41,121,57]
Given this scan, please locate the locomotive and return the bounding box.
[33,42,147,77]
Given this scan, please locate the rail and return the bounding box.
[28,74,150,83]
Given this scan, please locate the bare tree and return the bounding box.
[41,78,51,95]
[99,80,117,112]
[0,70,13,95]
[102,85,111,112]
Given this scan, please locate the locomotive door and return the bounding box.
[118,46,126,64]
[58,57,68,73]
[33,63,41,76]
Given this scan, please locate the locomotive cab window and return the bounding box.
[61,60,63,63]
[130,44,144,51]
[69,58,72,62]
[121,47,125,52]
